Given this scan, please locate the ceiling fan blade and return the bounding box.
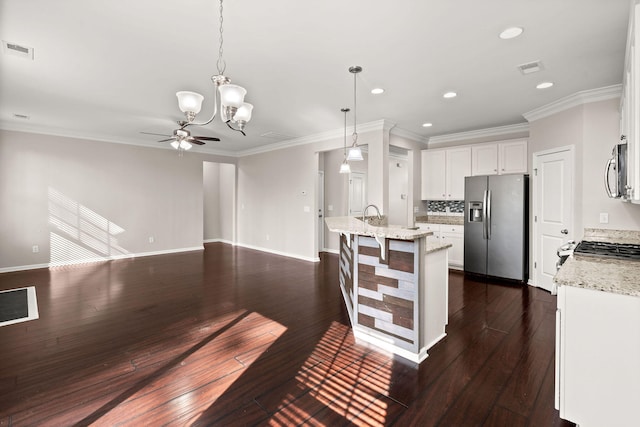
[186,138,206,145]
[192,136,221,141]
[158,138,175,143]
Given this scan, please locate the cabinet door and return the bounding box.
[417,223,440,244]
[422,150,447,200]
[472,144,498,176]
[440,226,464,269]
[557,285,640,426]
[499,140,527,174]
[446,147,471,199]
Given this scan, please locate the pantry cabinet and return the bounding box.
[421,147,471,200]
[471,139,527,176]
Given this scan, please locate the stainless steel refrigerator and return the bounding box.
[464,174,529,282]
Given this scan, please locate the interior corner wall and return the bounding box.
[203,162,222,240]
[219,163,236,243]
[0,129,236,271]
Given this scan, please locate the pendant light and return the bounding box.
[339,107,351,174]
[175,0,253,135]
[347,65,364,161]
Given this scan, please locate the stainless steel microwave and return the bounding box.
[605,139,628,199]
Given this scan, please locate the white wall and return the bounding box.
[236,143,319,261]
[0,130,235,271]
[203,162,236,243]
[582,98,640,230]
[388,157,409,226]
[528,98,640,237]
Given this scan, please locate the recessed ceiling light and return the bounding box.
[536,82,554,89]
[422,123,433,128]
[499,27,524,40]
[371,88,384,95]
[443,91,457,99]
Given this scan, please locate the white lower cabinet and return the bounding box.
[556,285,640,426]
[417,223,464,269]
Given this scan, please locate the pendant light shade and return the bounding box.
[339,161,351,174]
[347,146,363,161]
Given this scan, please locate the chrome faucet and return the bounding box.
[362,204,382,223]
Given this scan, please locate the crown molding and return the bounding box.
[236,119,391,157]
[428,122,530,146]
[523,84,622,123]
[390,126,429,144]
[0,122,239,157]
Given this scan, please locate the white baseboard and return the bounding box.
[233,242,320,263]
[0,246,204,274]
[203,238,234,245]
[323,248,339,255]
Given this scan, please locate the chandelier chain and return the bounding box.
[216,0,226,75]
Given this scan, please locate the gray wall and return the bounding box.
[0,129,235,271]
[203,162,235,243]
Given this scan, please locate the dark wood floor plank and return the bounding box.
[0,244,573,426]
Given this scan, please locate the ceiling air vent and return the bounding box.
[517,60,543,75]
[2,41,34,59]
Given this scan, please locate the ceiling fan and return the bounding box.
[141,121,220,151]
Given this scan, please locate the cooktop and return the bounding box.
[573,240,640,261]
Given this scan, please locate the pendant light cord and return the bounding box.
[352,71,358,144]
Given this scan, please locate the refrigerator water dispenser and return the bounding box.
[468,202,483,222]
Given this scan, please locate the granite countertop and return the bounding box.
[554,228,640,298]
[415,214,464,226]
[325,216,434,241]
[426,241,453,254]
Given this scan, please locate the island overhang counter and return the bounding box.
[325,216,451,364]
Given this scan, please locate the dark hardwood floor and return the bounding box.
[0,243,575,426]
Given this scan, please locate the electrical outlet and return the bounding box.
[414,206,419,213]
[304,206,311,212]
[149,236,155,243]
[32,245,39,253]
[328,205,333,211]
[599,213,609,224]
[266,234,270,241]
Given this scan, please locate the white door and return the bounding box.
[349,172,366,216]
[533,146,574,293]
[317,171,324,254]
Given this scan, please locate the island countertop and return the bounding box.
[325,216,434,241]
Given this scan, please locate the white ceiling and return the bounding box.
[0,0,631,156]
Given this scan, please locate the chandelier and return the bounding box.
[175,0,253,135]
[347,66,363,161]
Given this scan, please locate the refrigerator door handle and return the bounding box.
[482,190,488,240]
[486,190,491,240]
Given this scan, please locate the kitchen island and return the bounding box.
[325,216,451,363]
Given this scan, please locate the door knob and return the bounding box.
[561,229,568,234]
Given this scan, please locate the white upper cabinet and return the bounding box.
[471,144,498,175]
[471,139,528,176]
[422,147,470,200]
